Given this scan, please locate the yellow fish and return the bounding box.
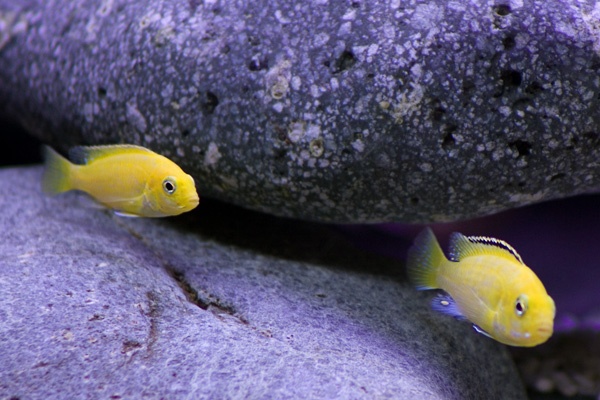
[42,145,199,217]
[407,228,555,347]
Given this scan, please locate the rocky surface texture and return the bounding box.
[1,0,600,222]
[0,166,527,399]
[514,331,600,398]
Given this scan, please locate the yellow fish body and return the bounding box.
[42,145,199,217]
[407,228,555,347]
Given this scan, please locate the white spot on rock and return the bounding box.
[265,60,291,99]
[310,84,322,98]
[83,103,99,123]
[305,124,321,140]
[162,84,174,101]
[318,159,330,168]
[126,102,147,133]
[510,0,524,10]
[367,43,379,57]
[204,142,222,167]
[419,162,433,172]
[509,190,548,204]
[392,83,424,123]
[352,139,365,153]
[498,106,511,117]
[274,10,291,24]
[581,4,600,55]
[288,121,305,143]
[272,102,284,112]
[342,8,357,20]
[411,3,444,31]
[383,23,396,40]
[410,64,422,79]
[291,76,302,91]
[0,11,28,51]
[314,32,330,47]
[330,77,339,91]
[338,22,352,36]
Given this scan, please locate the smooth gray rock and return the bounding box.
[2,1,600,222]
[0,166,526,399]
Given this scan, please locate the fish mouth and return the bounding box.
[174,195,199,211]
[537,325,553,335]
[186,195,200,209]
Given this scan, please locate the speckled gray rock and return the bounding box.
[0,166,527,399]
[1,0,599,223]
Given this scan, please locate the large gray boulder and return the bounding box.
[0,166,526,399]
[2,0,599,223]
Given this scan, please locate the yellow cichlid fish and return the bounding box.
[42,144,200,217]
[407,228,555,347]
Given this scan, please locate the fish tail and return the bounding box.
[407,228,448,290]
[42,146,73,194]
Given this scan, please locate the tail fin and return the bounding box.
[42,146,73,194]
[406,228,447,290]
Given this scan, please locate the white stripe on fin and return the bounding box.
[114,210,141,218]
[472,324,493,339]
[448,232,524,264]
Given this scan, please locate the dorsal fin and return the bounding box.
[69,145,155,165]
[448,232,524,264]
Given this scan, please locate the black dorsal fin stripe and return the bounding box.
[466,236,524,264]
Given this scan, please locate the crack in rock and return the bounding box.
[141,290,161,358]
[110,216,250,326]
[167,268,249,325]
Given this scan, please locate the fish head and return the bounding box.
[148,172,200,216]
[498,288,556,347]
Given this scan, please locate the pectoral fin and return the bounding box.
[98,193,146,217]
[431,294,467,321]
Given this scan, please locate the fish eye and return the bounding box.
[163,178,176,195]
[515,296,527,317]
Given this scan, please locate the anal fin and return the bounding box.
[472,324,493,339]
[114,210,141,218]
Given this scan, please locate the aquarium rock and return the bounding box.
[1,0,599,222]
[0,167,527,400]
